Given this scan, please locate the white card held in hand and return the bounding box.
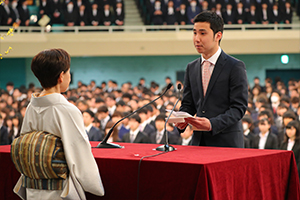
[165,110,193,123]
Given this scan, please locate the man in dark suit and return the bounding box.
[149,114,178,144]
[175,11,248,148]
[138,108,156,136]
[121,115,150,143]
[18,0,30,26]
[83,110,104,141]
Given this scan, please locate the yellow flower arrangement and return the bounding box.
[0,28,14,59]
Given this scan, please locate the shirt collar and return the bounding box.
[85,123,93,132]
[130,128,139,137]
[259,131,269,138]
[201,47,221,65]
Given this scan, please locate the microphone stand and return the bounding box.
[156,84,181,152]
[96,83,173,148]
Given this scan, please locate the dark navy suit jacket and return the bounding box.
[179,50,248,148]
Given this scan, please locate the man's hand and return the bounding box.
[175,121,188,130]
[184,117,211,131]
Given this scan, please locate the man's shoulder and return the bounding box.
[187,57,201,67]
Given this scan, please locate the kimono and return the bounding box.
[13,93,104,200]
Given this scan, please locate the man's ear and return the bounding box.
[215,31,222,42]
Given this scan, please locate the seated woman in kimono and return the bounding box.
[13,48,104,200]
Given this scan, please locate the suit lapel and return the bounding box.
[134,132,142,143]
[202,51,227,106]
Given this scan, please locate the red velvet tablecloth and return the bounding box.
[1,142,299,200]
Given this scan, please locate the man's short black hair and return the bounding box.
[83,109,95,118]
[129,114,141,123]
[193,11,224,35]
[155,114,166,122]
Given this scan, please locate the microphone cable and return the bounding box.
[136,151,168,200]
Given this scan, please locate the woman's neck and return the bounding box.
[39,86,60,97]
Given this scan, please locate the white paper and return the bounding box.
[165,110,193,123]
[165,110,193,118]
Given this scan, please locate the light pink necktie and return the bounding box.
[202,61,212,96]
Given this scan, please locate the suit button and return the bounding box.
[202,111,205,114]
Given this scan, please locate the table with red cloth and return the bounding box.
[1,142,299,200]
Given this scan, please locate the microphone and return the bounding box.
[156,83,182,152]
[96,83,173,148]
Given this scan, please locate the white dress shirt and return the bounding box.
[259,131,269,149]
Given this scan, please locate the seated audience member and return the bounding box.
[149,114,178,144]
[121,114,150,143]
[176,3,188,25]
[0,114,9,145]
[118,111,130,140]
[214,3,222,17]
[104,121,120,142]
[76,99,89,112]
[222,3,236,24]
[164,0,178,25]
[253,109,278,135]
[280,120,300,178]
[102,4,113,26]
[50,0,63,24]
[246,4,260,24]
[64,1,78,27]
[278,110,297,145]
[282,1,293,24]
[275,103,288,130]
[252,118,278,149]
[11,0,21,26]
[115,2,125,26]
[260,3,271,24]
[200,1,209,12]
[151,0,164,25]
[291,97,299,114]
[83,109,104,141]
[186,0,200,24]
[149,114,166,144]
[138,108,156,136]
[178,124,193,145]
[77,5,90,26]
[236,2,246,24]
[0,0,14,26]
[90,3,101,26]
[39,0,52,18]
[97,105,112,131]
[106,94,117,115]
[270,3,281,24]
[7,115,21,144]
[242,115,255,148]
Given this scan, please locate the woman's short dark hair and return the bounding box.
[31,49,70,89]
[193,11,224,35]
